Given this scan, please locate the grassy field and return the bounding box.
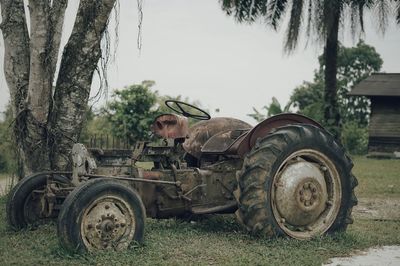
[351,156,400,198]
[0,157,399,265]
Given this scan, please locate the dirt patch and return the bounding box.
[324,246,400,266]
[324,198,400,265]
[353,197,400,221]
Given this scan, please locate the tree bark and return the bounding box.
[23,0,53,172]
[0,0,33,175]
[1,0,116,176]
[48,0,68,79]
[323,5,341,138]
[50,0,116,170]
[0,0,29,116]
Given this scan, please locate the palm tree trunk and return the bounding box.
[323,12,341,138]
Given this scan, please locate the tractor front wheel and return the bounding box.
[234,124,358,239]
[57,178,146,252]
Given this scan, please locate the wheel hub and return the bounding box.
[297,181,322,208]
[81,198,134,250]
[275,160,328,226]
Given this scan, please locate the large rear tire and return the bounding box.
[6,173,72,230]
[234,124,358,239]
[57,178,146,252]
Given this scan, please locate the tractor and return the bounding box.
[6,100,358,252]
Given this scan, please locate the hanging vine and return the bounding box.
[137,0,144,52]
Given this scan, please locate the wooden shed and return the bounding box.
[349,73,400,157]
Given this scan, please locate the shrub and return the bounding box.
[341,122,368,155]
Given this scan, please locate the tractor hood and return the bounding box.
[183,117,252,159]
[183,113,323,159]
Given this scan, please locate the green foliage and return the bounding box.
[104,81,161,143]
[220,1,394,53]
[341,122,368,155]
[290,80,325,122]
[79,108,113,144]
[84,81,205,144]
[248,97,292,122]
[320,40,383,126]
[0,105,17,173]
[249,41,381,155]
[291,41,382,127]
[301,101,325,123]
[222,0,392,138]
[289,41,382,154]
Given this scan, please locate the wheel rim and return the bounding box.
[22,175,71,226]
[271,149,342,239]
[23,191,46,225]
[81,195,136,251]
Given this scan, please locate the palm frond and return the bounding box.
[305,0,313,38]
[267,0,288,29]
[374,0,389,33]
[284,0,304,52]
[220,0,269,22]
[220,0,234,15]
[312,0,326,43]
[315,0,344,41]
[347,1,363,40]
[249,0,270,20]
[395,0,400,24]
[357,0,374,32]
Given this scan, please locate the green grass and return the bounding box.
[0,157,399,265]
[352,156,400,198]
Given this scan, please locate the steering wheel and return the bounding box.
[165,100,211,120]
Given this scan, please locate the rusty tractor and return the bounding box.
[6,100,358,252]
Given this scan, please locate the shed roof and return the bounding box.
[348,73,400,97]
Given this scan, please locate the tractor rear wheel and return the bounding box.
[234,124,358,239]
[57,178,146,252]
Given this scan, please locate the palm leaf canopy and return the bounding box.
[220,0,396,52]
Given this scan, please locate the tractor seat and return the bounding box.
[151,114,189,139]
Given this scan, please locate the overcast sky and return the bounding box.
[0,0,399,124]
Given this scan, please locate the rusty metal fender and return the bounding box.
[236,113,324,157]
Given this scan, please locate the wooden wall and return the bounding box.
[368,96,400,153]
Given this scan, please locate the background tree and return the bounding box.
[220,0,394,137]
[397,1,400,22]
[290,80,325,122]
[248,97,292,122]
[332,40,383,126]
[79,108,114,147]
[98,81,204,144]
[104,81,161,143]
[290,41,382,154]
[247,41,382,154]
[290,41,383,126]
[0,0,117,176]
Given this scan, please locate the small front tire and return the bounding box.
[57,178,146,252]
